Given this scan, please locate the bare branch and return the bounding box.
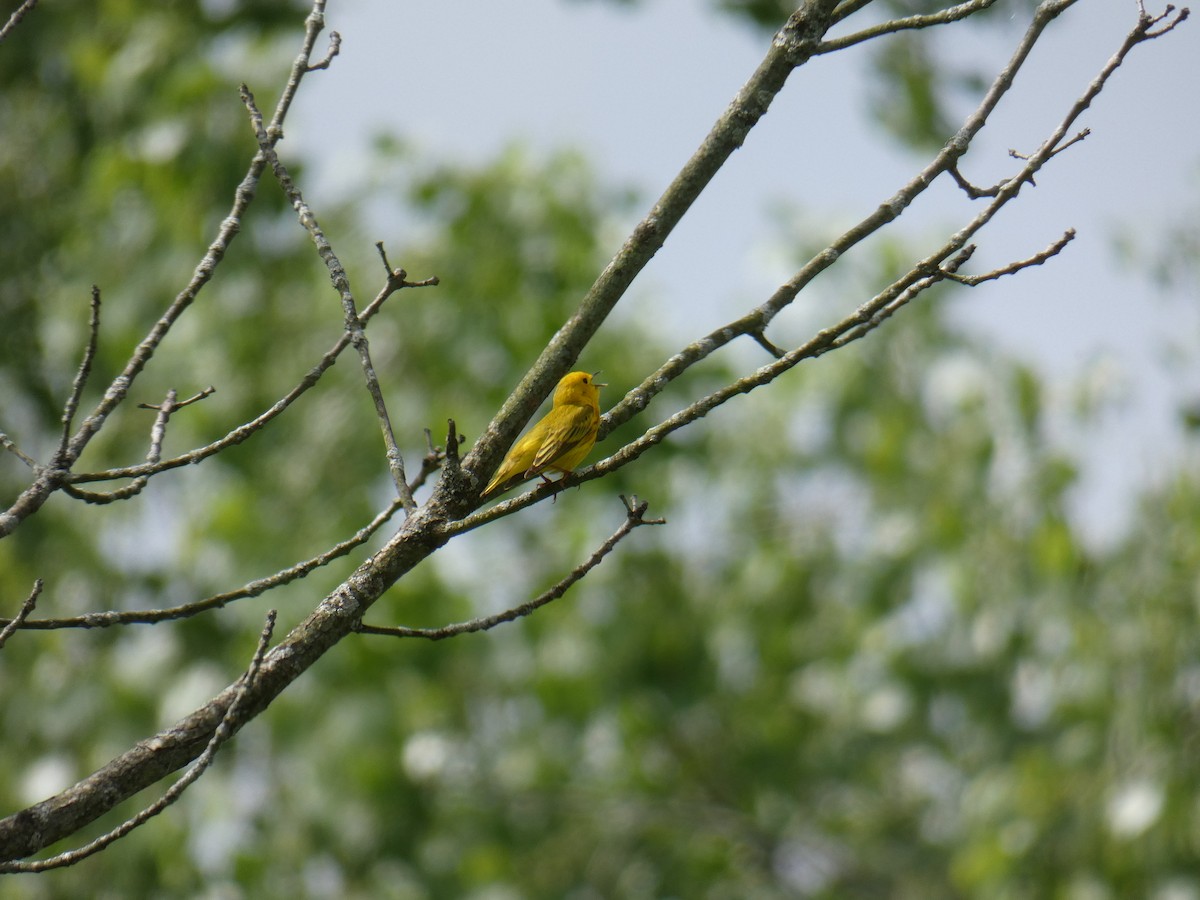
[275,1,333,126]
[357,496,664,640]
[462,0,845,503]
[819,0,999,53]
[831,0,874,25]
[240,84,417,513]
[586,218,1053,487]
[1137,0,1190,37]
[595,0,1184,459]
[0,611,277,873]
[597,0,1086,443]
[1009,128,1091,166]
[375,242,440,290]
[307,29,341,71]
[0,580,41,650]
[0,499,451,859]
[583,207,1068,488]
[1,499,405,631]
[0,434,37,470]
[137,387,217,413]
[824,245,978,350]
[66,266,432,487]
[62,388,219,505]
[55,286,102,465]
[751,329,788,359]
[0,1,335,538]
[0,0,39,43]
[61,5,332,466]
[942,230,1076,286]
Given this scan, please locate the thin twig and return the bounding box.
[0,611,277,873]
[1137,0,1190,37]
[1009,127,1091,165]
[831,0,874,25]
[750,329,788,359]
[595,0,1084,444]
[358,496,664,640]
[1,499,404,631]
[414,429,448,496]
[0,1,334,538]
[275,2,332,126]
[61,6,331,468]
[825,245,979,350]
[0,434,37,470]
[65,269,433,486]
[0,580,42,650]
[0,0,39,43]
[137,388,216,412]
[581,225,1070,487]
[55,286,102,466]
[942,230,1075,285]
[819,0,998,53]
[947,162,994,199]
[240,84,416,513]
[307,30,341,70]
[63,388,217,505]
[375,242,440,291]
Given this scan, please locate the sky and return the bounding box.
[288,0,1200,545]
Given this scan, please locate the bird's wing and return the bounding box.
[483,429,542,497]
[528,406,594,475]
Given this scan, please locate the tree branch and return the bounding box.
[0,580,41,650]
[239,83,418,513]
[63,268,433,486]
[0,0,1185,865]
[462,0,845,502]
[0,434,37,470]
[596,0,1085,443]
[0,499,405,632]
[54,286,102,467]
[0,611,277,873]
[0,495,450,859]
[818,0,998,53]
[0,0,334,538]
[61,388,216,505]
[357,495,664,640]
[570,0,1177,494]
[0,0,39,43]
[942,229,1076,285]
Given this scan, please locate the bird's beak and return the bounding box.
[591,370,607,388]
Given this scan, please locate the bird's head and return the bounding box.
[554,370,606,406]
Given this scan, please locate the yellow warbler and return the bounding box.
[481,371,606,499]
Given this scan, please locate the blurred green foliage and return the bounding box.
[2,2,1199,899]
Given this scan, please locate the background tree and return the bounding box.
[0,0,1196,896]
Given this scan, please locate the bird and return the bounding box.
[481,371,606,500]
